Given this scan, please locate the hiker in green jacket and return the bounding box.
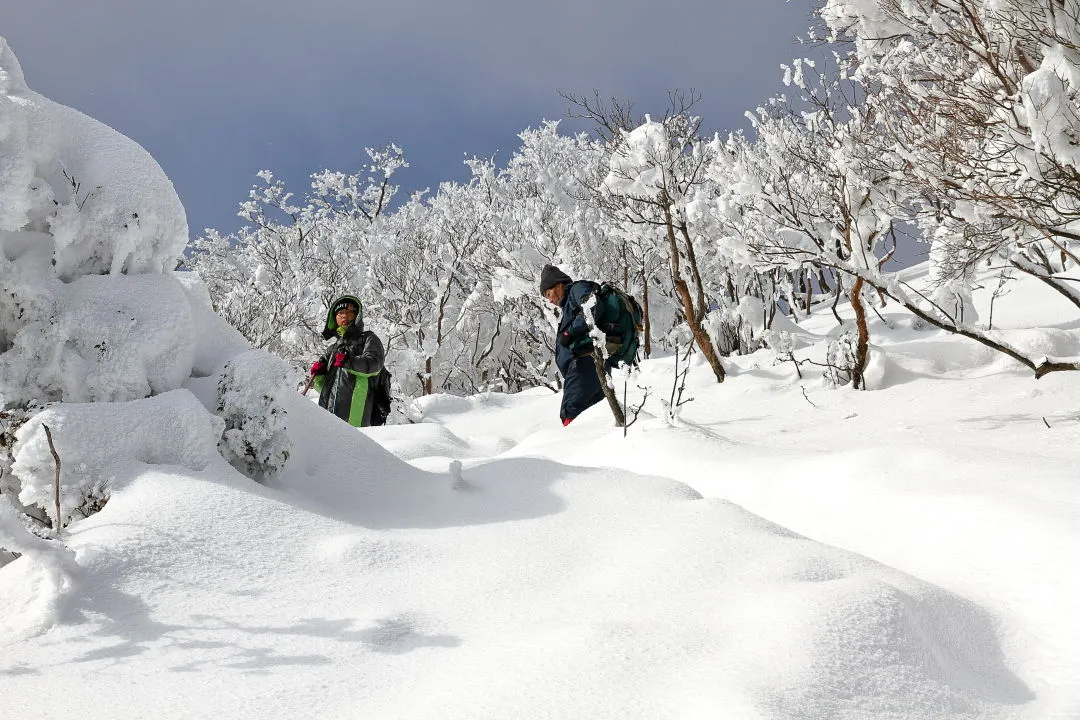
[308,295,385,427]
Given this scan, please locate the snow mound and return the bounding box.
[172,270,251,377]
[2,443,1028,718]
[0,496,77,644]
[0,39,209,407]
[11,390,224,526]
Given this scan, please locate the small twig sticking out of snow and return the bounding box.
[665,339,695,425]
[869,303,892,329]
[1042,416,1051,429]
[42,424,62,539]
[785,352,804,379]
[801,387,818,408]
[623,380,650,437]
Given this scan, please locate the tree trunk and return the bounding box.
[849,277,870,390]
[662,202,725,383]
[818,269,832,295]
[621,243,630,291]
[591,350,626,427]
[641,267,652,358]
[804,269,813,316]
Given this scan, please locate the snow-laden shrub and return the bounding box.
[0,39,187,277]
[930,278,979,326]
[825,329,859,387]
[1,403,50,533]
[707,296,767,357]
[0,39,194,407]
[1,404,33,479]
[216,350,293,480]
[763,329,796,362]
[0,270,197,405]
[10,390,224,530]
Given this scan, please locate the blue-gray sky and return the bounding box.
[4,1,813,238]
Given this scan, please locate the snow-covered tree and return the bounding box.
[216,350,293,480]
[596,103,728,383]
[189,146,407,367]
[0,38,210,536]
[820,0,1080,307]
[713,55,901,389]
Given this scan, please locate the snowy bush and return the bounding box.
[824,330,860,387]
[763,330,796,363]
[0,39,186,278]
[216,350,293,480]
[930,278,980,327]
[0,39,193,407]
[0,403,53,534]
[0,272,197,405]
[708,296,768,357]
[1,404,32,479]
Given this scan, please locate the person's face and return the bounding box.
[542,284,565,306]
[335,306,358,327]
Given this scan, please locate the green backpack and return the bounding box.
[593,282,644,368]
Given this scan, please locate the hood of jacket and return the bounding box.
[322,294,364,340]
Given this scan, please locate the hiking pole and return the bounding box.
[301,375,314,396]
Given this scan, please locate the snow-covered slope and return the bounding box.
[370,271,1080,720]
[4,266,1078,718]
[2,30,1079,720]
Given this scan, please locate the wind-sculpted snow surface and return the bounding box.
[1,388,1028,719]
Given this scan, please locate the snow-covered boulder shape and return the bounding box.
[0,38,187,277]
[11,390,225,528]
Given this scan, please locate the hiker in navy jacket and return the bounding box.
[539,264,606,426]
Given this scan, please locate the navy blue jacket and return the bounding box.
[555,280,606,421]
[555,281,602,374]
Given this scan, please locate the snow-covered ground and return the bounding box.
[2,32,1079,720]
[3,274,1078,719]
[366,276,1080,720]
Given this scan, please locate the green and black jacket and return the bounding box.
[312,295,385,427]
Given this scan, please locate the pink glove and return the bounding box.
[333,352,348,368]
[309,360,326,377]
